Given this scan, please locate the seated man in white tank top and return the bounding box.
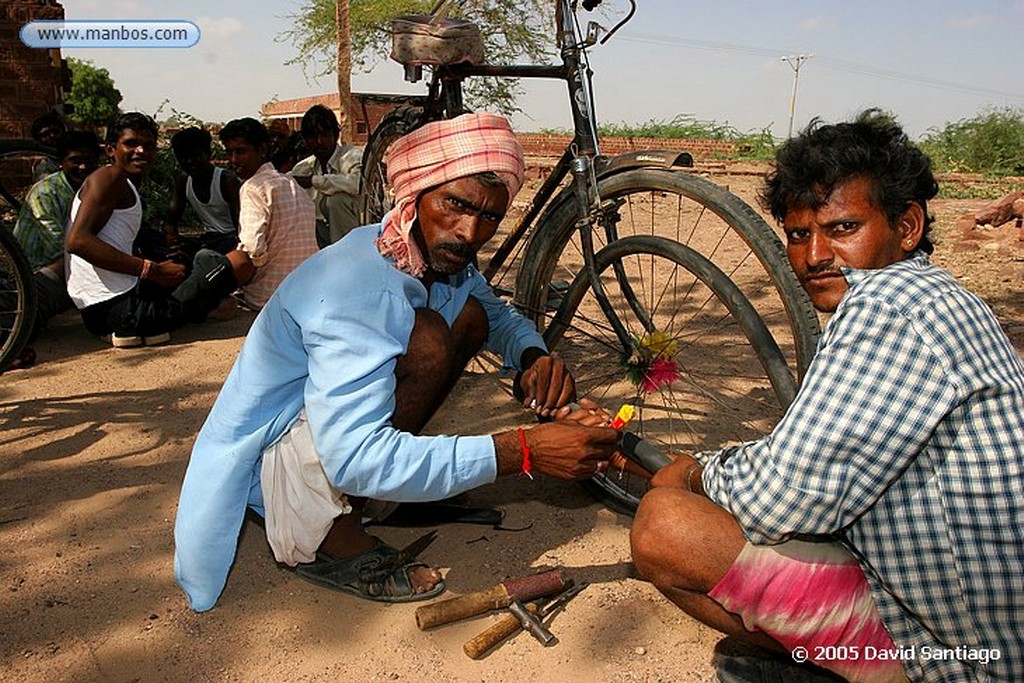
[65,113,254,348]
[166,127,241,256]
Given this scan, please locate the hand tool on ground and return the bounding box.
[415,568,567,630]
[375,529,439,579]
[507,601,555,646]
[462,581,588,659]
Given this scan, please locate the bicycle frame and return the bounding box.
[413,0,637,348]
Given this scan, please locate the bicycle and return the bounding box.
[0,139,52,373]
[360,0,820,514]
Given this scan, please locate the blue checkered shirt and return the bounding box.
[700,254,1024,682]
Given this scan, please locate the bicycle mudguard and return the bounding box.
[594,149,694,178]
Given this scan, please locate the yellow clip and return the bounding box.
[609,404,635,430]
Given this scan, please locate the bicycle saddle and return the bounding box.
[391,14,485,67]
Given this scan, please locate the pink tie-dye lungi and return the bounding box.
[708,540,908,683]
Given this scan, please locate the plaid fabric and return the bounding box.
[700,254,1024,682]
[378,113,525,277]
[13,171,73,270]
[237,163,317,308]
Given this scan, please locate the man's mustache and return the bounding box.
[806,265,842,277]
[436,242,475,259]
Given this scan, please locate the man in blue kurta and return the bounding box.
[174,113,620,611]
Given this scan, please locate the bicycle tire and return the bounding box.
[359,107,425,225]
[532,235,794,515]
[0,226,37,373]
[514,168,820,383]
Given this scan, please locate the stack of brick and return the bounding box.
[516,133,738,160]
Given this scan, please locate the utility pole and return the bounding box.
[781,53,813,138]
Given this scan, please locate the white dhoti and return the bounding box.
[259,410,396,565]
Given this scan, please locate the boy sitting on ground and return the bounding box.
[165,127,241,256]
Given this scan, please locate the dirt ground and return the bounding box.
[2,167,1022,683]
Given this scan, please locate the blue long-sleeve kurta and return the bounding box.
[174,224,545,611]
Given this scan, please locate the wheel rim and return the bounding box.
[509,170,818,382]
[544,237,792,513]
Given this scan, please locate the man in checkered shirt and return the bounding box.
[630,110,1023,682]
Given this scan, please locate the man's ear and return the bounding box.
[899,203,925,253]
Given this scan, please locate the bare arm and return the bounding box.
[221,170,242,230]
[66,168,185,288]
[492,400,619,480]
[310,147,362,196]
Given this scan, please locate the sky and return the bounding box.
[55,0,1024,140]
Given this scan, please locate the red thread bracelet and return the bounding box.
[518,427,533,480]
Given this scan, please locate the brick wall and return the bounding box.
[0,0,67,139]
[516,133,738,160]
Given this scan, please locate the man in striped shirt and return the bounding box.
[219,118,317,309]
[630,111,1023,682]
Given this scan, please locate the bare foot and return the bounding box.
[408,565,444,595]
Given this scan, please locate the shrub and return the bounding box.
[920,107,1024,176]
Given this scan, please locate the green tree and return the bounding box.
[65,58,123,130]
[280,0,553,114]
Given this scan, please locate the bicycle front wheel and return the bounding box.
[0,227,37,373]
[536,235,794,514]
[514,169,819,515]
[515,168,820,382]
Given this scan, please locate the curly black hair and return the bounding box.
[56,130,101,159]
[760,109,938,254]
[107,111,159,144]
[218,117,270,148]
[170,126,213,157]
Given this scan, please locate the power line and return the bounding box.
[617,32,1024,102]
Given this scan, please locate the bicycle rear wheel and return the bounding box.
[0,227,37,373]
[359,107,425,225]
[538,235,794,514]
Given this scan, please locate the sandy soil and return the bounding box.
[2,168,1021,683]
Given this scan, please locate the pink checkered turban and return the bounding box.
[377,112,525,276]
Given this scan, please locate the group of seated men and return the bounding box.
[11,104,362,360]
